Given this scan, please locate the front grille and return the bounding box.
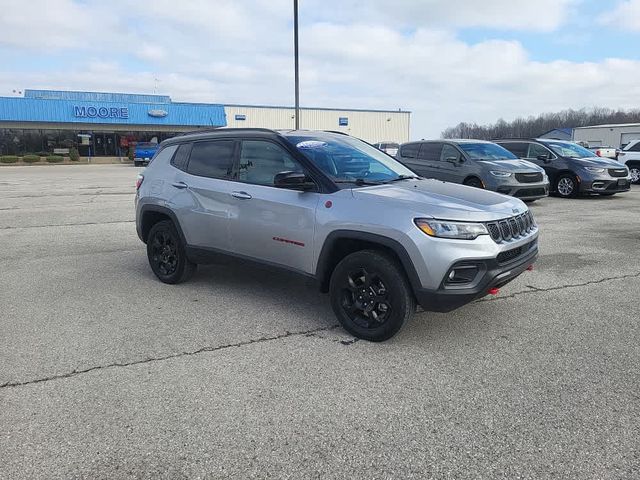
[496,240,536,264]
[514,187,547,198]
[608,168,627,178]
[515,172,543,183]
[486,211,536,244]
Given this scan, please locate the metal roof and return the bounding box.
[574,123,640,129]
[225,103,411,114]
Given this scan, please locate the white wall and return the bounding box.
[573,125,640,148]
[224,106,410,143]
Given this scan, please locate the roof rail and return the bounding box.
[178,127,278,137]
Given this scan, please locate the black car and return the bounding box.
[496,139,631,198]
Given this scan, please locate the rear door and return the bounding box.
[172,139,237,250]
[227,139,320,274]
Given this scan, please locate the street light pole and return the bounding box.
[293,0,300,130]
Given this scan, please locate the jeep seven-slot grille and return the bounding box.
[515,172,543,183]
[608,168,627,178]
[486,211,536,243]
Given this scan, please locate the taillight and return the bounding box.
[135,174,144,190]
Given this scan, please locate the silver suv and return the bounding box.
[135,129,539,341]
[397,140,549,202]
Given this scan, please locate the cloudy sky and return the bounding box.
[1,0,640,137]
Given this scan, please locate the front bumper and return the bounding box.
[490,179,550,200]
[414,241,538,312]
[579,177,631,194]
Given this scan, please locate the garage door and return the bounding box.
[621,132,640,147]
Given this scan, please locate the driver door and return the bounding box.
[226,139,320,274]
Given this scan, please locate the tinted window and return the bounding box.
[171,143,192,171]
[149,144,178,165]
[418,143,444,161]
[527,143,551,159]
[441,144,460,161]
[628,141,640,152]
[498,142,528,158]
[239,140,302,186]
[400,143,420,158]
[187,140,235,179]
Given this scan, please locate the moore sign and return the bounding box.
[73,105,129,119]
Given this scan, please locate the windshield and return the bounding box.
[458,142,518,161]
[285,134,416,183]
[544,141,597,158]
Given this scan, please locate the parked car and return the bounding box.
[134,142,159,167]
[135,129,538,341]
[589,146,618,159]
[372,141,400,157]
[396,139,549,202]
[615,139,640,184]
[496,139,631,198]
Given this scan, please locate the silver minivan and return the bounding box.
[397,139,549,201]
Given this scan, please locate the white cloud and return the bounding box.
[600,0,640,31]
[0,0,639,138]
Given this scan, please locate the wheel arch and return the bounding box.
[463,175,484,187]
[315,230,422,294]
[138,205,187,245]
[552,169,579,190]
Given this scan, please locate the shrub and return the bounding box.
[1,155,19,164]
[69,147,80,161]
[128,147,135,162]
[46,155,64,163]
[22,155,40,164]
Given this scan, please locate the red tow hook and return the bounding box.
[488,287,500,295]
[527,264,534,271]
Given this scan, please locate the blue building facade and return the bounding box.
[0,90,226,156]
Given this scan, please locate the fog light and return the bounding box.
[445,265,480,285]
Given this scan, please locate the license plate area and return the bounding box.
[618,179,628,186]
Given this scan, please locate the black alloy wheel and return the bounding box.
[464,177,484,189]
[329,250,415,342]
[146,220,196,284]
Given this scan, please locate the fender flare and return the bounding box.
[137,204,188,245]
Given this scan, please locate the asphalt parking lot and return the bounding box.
[1,164,639,479]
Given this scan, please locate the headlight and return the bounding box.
[415,219,488,240]
[584,167,605,173]
[490,171,512,177]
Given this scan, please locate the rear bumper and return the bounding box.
[414,244,538,312]
[580,178,631,193]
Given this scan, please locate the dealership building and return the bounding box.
[0,89,410,158]
[573,123,640,148]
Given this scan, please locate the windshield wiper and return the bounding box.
[385,175,421,183]
[333,178,385,186]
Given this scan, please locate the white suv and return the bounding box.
[617,139,640,184]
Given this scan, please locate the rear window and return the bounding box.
[417,143,443,161]
[171,143,192,171]
[186,140,235,179]
[399,143,420,158]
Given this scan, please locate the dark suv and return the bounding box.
[496,139,631,198]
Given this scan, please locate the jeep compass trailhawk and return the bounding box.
[136,129,538,341]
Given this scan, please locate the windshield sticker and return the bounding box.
[297,140,328,149]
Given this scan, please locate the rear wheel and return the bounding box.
[329,250,415,342]
[147,220,196,284]
[629,165,640,184]
[555,174,578,198]
[463,177,484,189]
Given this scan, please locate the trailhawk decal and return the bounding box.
[272,236,305,247]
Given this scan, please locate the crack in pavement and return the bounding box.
[0,220,135,230]
[478,271,640,303]
[0,324,341,390]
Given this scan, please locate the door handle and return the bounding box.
[231,191,252,200]
[171,181,188,189]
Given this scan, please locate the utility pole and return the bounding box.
[293,0,300,129]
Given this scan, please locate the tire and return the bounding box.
[463,177,484,189]
[628,165,640,184]
[555,174,578,198]
[329,250,415,342]
[146,220,196,284]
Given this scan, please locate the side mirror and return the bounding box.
[537,154,551,162]
[274,171,316,191]
[445,156,462,164]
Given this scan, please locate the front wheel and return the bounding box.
[555,174,578,198]
[463,177,484,189]
[329,250,415,342]
[629,165,640,184]
[147,220,196,284]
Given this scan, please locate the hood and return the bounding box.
[352,179,527,222]
[476,158,543,172]
[567,156,621,167]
